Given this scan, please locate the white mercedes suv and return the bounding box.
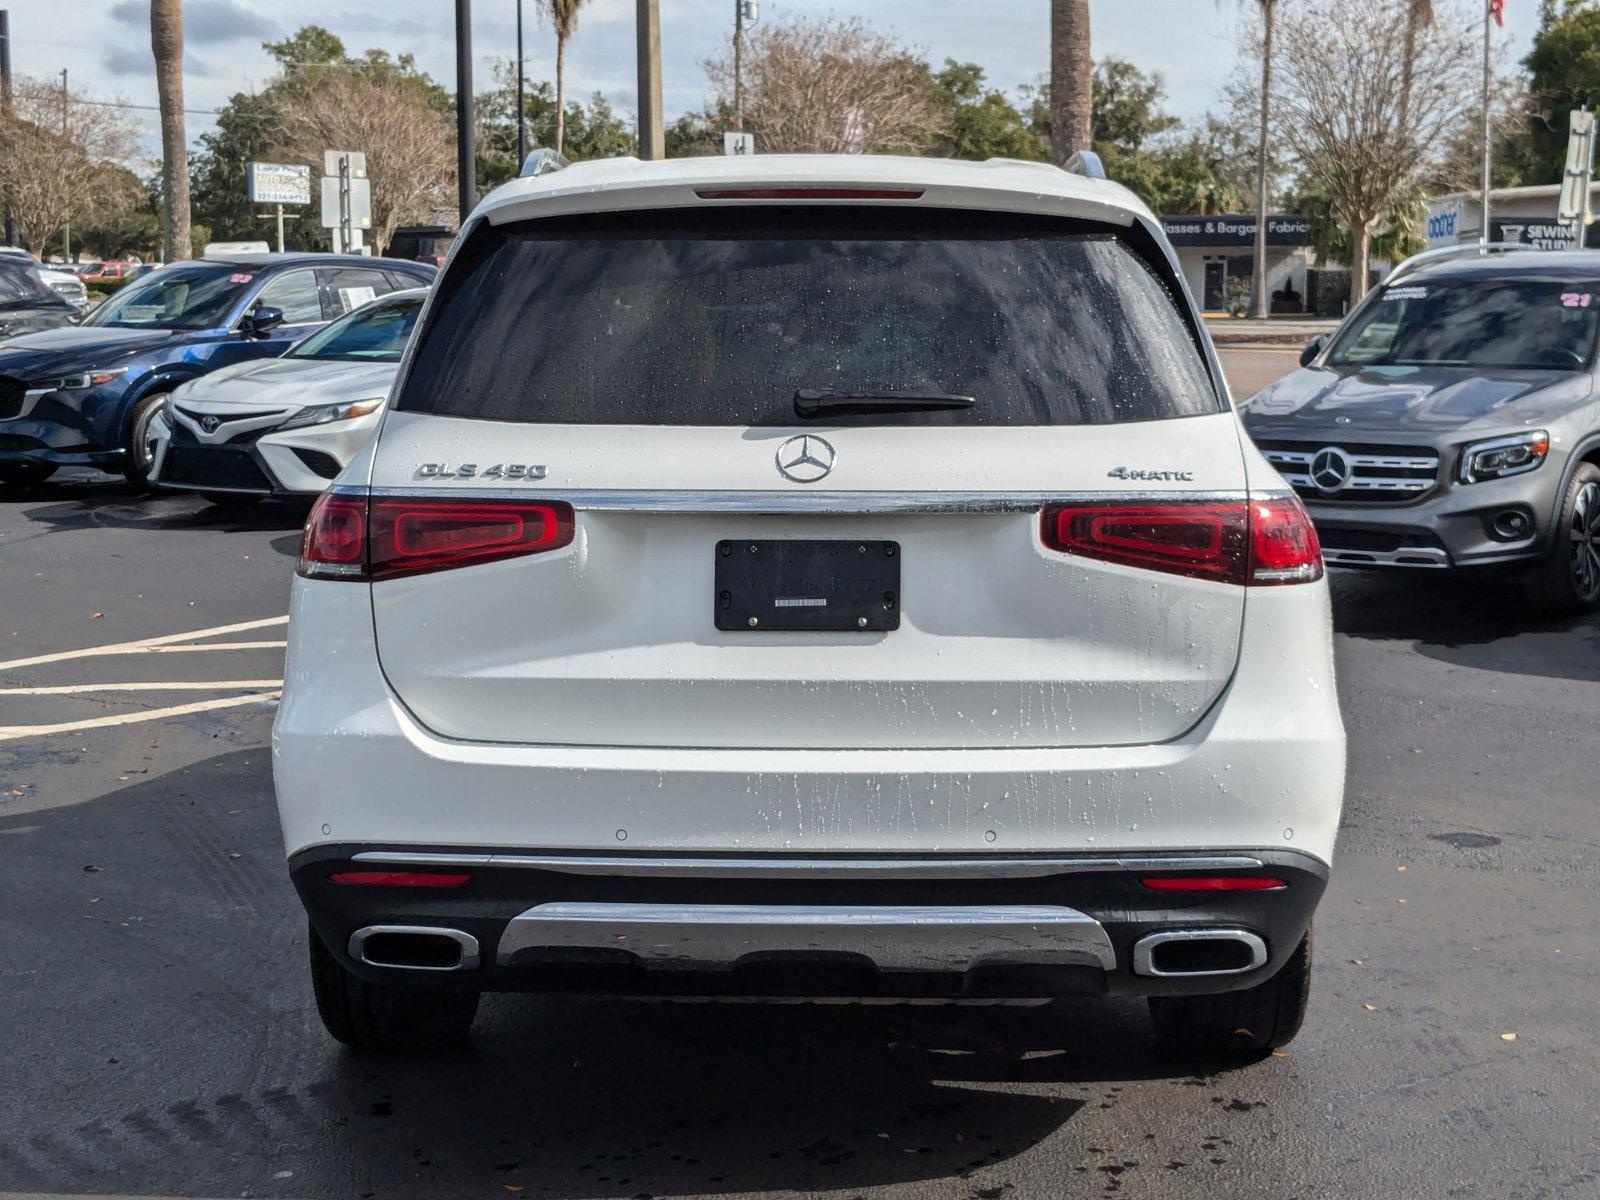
[274,153,1344,1059]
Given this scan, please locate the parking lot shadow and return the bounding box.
[1330,569,1600,683]
[3,473,311,538]
[0,746,1226,1200]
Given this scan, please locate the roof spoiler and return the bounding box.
[519,148,571,178]
[1387,241,1541,284]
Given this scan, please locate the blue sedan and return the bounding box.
[0,252,434,488]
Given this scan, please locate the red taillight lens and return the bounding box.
[1247,497,1324,585]
[369,499,574,579]
[1041,498,1324,586]
[1141,876,1288,891]
[1043,503,1249,583]
[299,492,368,579]
[328,871,472,888]
[297,494,575,581]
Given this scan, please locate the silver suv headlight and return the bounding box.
[1458,430,1550,483]
[278,397,384,430]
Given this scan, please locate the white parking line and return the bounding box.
[0,614,288,672]
[0,680,283,696]
[0,690,282,742]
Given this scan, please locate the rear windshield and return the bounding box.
[395,208,1220,426]
[1328,276,1600,370]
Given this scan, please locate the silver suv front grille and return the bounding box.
[1254,440,1440,502]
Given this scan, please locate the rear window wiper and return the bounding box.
[794,388,975,417]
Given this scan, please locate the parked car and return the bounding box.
[79,260,138,283]
[0,254,77,358]
[1241,250,1600,611]
[0,247,86,311]
[151,287,428,504]
[276,154,1345,1059]
[0,252,434,488]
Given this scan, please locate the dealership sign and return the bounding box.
[1160,214,1311,247]
[246,162,312,206]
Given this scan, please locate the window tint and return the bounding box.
[254,269,323,324]
[319,267,398,319]
[396,209,1219,426]
[1329,277,1600,370]
[87,265,253,329]
[0,260,57,305]
[291,297,423,361]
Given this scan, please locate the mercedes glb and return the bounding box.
[274,154,1345,1059]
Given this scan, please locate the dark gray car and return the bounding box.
[1240,251,1600,611]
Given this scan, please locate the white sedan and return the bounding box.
[151,288,427,504]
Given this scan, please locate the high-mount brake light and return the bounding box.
[1140,876,1288,892]
[693,187,926,200]
[1040,497,1323,586]
[296,494,575,581]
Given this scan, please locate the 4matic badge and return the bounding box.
[416,462,548,480]
[1107,465,1195,482]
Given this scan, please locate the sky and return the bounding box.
[6,0,1545,162]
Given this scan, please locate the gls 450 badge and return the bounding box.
[416,462,548,480]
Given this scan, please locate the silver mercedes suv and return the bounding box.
[1240,251,1600,611]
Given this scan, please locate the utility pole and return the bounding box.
[0,10,16,248]
[60,67,70,262]
[636,0,664,159]
[455,0,476,221]
[515,0,526,167]
[733,0,744,131]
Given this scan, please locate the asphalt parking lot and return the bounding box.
[1,350,1596,1200]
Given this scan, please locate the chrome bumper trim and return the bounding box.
[350,851,1266,879]
[1322,545,1451,569]
[348,924,481,972]
[496,901,1117,973]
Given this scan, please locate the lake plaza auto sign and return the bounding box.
[1160,214,1311,247]
[246,162,312,207]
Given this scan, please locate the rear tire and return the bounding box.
[0,461,57,487]
[1529,461,1600,614]
[307,923,480,1053]
[1147,928,1312,1060]
[121,392,168,492]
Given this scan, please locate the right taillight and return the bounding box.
[297,492,575,581]
[1041,497,1322,586]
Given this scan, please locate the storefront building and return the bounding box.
[1159,214,1315,312]
[1424,183,1600,250]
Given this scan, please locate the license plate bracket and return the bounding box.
[715,539,901,632]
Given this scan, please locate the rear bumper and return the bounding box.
[293,845,1327,1000]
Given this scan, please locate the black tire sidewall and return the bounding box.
[121,391,169,491]
[1538,461,1600,613]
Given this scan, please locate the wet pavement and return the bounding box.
[2,465,1596,1200]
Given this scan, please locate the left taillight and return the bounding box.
[297,493,575,581]
[1040,497,1323,586]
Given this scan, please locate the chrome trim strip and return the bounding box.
[349,851,1265,878]
[351,486,1251,515]
[1322,545,1450,569]
[496,901,1117,972]
[348,925,481,972]
[1131,929,1268,978]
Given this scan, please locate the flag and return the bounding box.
[1490,0,1505,26]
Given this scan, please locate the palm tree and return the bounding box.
[1049,0,1092,164]
[1399,0,1435,141]
[149,0,190,260]
[1247,0,1276,320]
[540,0,593,155]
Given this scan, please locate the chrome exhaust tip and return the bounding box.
[1131,929,1268,978]
[349,925,480,972]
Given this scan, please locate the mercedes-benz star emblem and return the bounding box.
[1309,446,1352,492]
[200,415,221,434]
[775,434,836,483]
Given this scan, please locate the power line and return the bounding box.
[76,98,220,117]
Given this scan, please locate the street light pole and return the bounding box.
[636,0,664,159]
[734,0,744,132]
[0,9,16,248]
[1480,0,1492,246]
[515,0,526,168]
[60,67,70,262]
[455,0,476,222]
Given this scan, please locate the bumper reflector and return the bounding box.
[1140,876,1287,892]
[328,870,472,888]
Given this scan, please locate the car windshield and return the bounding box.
[0,260,59,307]
[290,296,423,361]
[396,208,1221,426]
[85,264,256,330]
[1328,277,1600,370]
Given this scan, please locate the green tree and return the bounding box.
[1515,0,1600,184]
[928,61,1047,161]
[477,65,634,189]
[538,0,595,155]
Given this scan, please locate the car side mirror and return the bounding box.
[1298,334,1328,368]
[244,305,284,337]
